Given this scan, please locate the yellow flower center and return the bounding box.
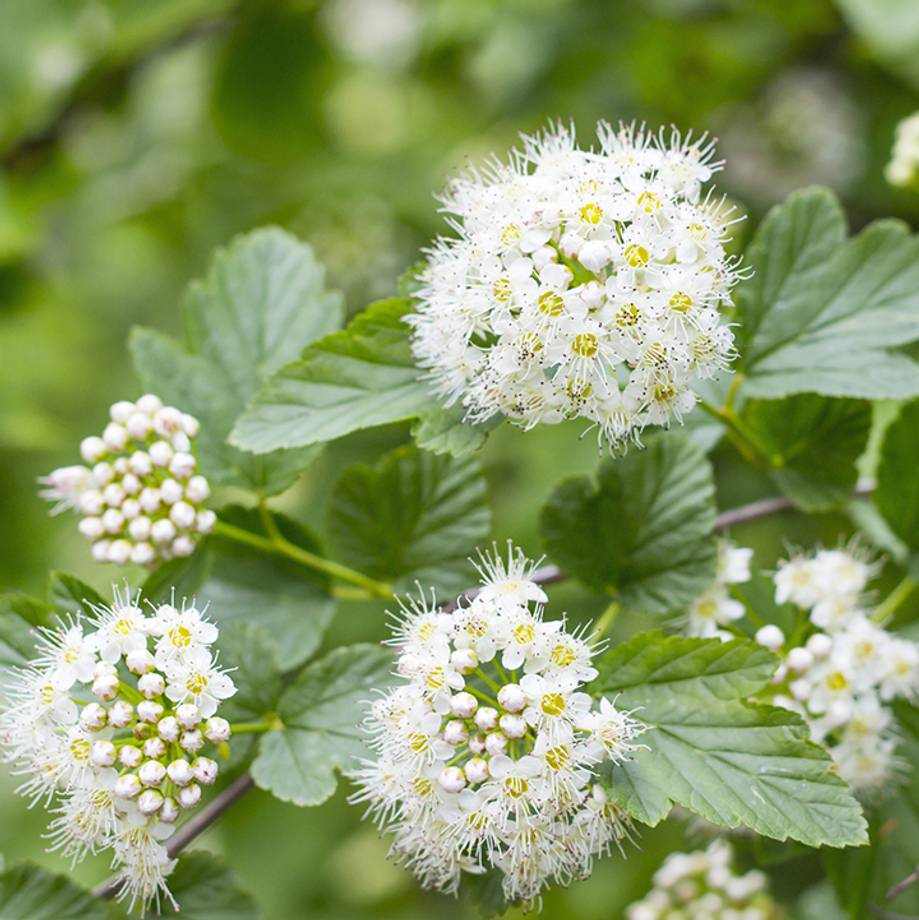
[827,672,848,691]
[408,733,429,752]
[538,291,565,316]
[551,643,576,667]
[572,333,598,357]
[513,623,536,645]
[637,191,660,212]
[70,738,91,761]
[579,202,603,225]
[616,303,640,328]
[624,244,649,267]
[545,745,570,770]
[186,672,208,694]
[493,277,511,302]
[501,224,521,246]
[541,692,566,716]
[669,291,693,313]
[114,618,133,636]
[504,776,528,798]
[426,667,445,689]
[170,625,193,648]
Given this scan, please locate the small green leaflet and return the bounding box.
[735,187,919,400]
[595,631,868,848]
[131,227,344,495]
[876,399,919,551]
[329,444,491,596]
[0,862,106,920]
[250,644,393,807]
[540,432,717,613]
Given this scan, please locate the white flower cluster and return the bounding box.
[39,395,215,567]
[408,121,743,448]
[687,540,753,638]
[0,589,237,912]
[766,548,919,792]
[349,545,645,906]
[626,840,779,920]
[886,111,919,189]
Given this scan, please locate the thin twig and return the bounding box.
[888,864,919,903]
[93,772,255,899]
[92,479,881,898]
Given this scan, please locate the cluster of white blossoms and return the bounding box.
[0,589,237,912]
[764,547,919,792]
[39,395,215,567]
[886,111,919,189]
[626,840,779,920]
[686,540,753,638]
[349,544,646,906]
[407,120,743,448]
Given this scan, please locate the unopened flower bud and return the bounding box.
[121,497,141,519]
[101,508,124,534]
[126,413,152,440]
[204,716,230,743]
[129,451,152,476]
[169,452,196,480]
[139,488,161,513]
[114,773,142,799]
[139,760,167,787]
[192,757,218,785]
[110,400,135,423]
[137,700,164,723]
[130,542,155,566]
[169,501,196,529]
[464,758,489,784]
[109,700,134,728]
[185,476,210,503]
[196,509,217,533]
[806,633,833,657]
[138,672,165,698]
[755,625,785,651]
[137,789,164,816]
[121,473,141,497]
[786,647,814,672]
[107,540,132,565]
[449,692,478,719]
[474,707,499,732]
[468,733,486,755]
[499,714,527,739]
[128,517,151,541]
[160,797,180,823]
[160,479,183,505]
[171,535,195,558]
[79,490,104,516]
[485,731,508,756]
[450,648,477,674]
[182,414,200,437]
[158,716,180,742]
[177,783,202,809]
[92,673,118,702]
[180,729,204,753]
[80,436,106,464]
[497,683,526,713]
[143,737,167,760]
[443,720,468,746]
[78,516,105,541]
[102,483,125,507]
[126,648,155,674]
[119,745,143,769]
[80,702,108,731]
[136,394,162,415]
[90,740,116,767]
[91,540,111,562]
[149,441,173,467]
[103,422,128,451]
[176,703,200,728]
[438,766,466,793]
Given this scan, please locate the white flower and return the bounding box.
[39,396,211,567]
[774,556,822,608]
[0,587,237,914]
[717,541,753,584]
[688,586,744,638]
[348,543,645,906]
[407,121,742,448]
[886,111,919,188]
[152,603,220,665]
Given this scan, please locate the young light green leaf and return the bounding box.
[251,644,394,806]
[742,395,871,512]
[540,433,717,612]
[876,399,919,550]
[329,445,490,596]
[144,852,258,920]
[0,862,106,920]
[596,632,868,848]
[143,507,334,671]
[131,227,343,495]
[736,187,919,399]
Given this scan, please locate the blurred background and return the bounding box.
[2,0,919,917]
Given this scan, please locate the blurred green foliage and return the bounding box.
[2,0,919,916]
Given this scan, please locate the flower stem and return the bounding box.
[593,601,621,640]
[231,718,283,735]
[872,576,918,624]
[214,515,392,599]
[697,399,765,466]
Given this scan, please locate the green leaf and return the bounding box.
[0,594,54,671]
[540,433,717,612]
[837,0,919,91]
[216,622,282,718]
[251,644,393,806]
[876,399,919,550]
[131,227,343,495]
[147,852,257,919]
[595,632,868,848]
[230,299,436,452]
[742,395,871,512]
[736,187,919,399]
[411,404,491,459]
[329,445,491,596]
[46,572,106,617]
[143,506,334,671]
[0,862,106,920]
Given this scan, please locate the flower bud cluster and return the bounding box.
[686,540,753,638]
[626,840,780,920]
[349,543,646,907]
[39,395,215,567]
[0,589,236,912]
[764,547,919,793]
[886,111,919,189]
[408,121,743,448]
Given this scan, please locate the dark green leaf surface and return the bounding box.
[0,863,106,920]
[876,399,919,550]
